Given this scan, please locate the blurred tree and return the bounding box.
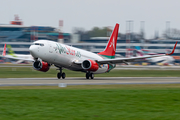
[72,27,90,40]
[88,27,108,37]
[163,28,180,40]
[73,26,109,40]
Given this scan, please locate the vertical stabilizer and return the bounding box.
[2,44,6,56]
[136,50,144,56]
[7,45,16,57]
[98,23,119,59]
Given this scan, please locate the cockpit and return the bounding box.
[29,41,46,59]
[32,43,44,46]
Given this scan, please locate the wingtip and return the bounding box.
[166,41,178,55]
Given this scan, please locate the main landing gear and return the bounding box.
[57,67,66,79]
[86,72,94,79]
[56,68,94,79]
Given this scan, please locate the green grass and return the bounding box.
[0,84,180,120]
[0,67,180,78]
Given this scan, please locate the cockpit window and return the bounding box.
[33,43,44,46]
[40,43,44,46]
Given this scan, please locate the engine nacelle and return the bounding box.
[81,59,99,72]
[33,61,50,72]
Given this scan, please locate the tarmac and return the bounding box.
[1,64,180,70]
[0,77,180,86]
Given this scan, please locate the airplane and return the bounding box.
[1,44,33,63]
[2,23,178,79]
[128,46,175,65]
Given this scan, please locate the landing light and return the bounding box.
[75,60,79,62]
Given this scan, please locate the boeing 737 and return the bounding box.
[125,46,175,65]
[1,44,33,63]
[134,47,175,64]
[2,23,178,79]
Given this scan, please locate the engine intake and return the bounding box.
[33,61,50,72]
[81,59,99,71]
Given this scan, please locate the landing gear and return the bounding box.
[57,67,66,79]
[62,72,66,79]
[90,73,94,79]
[86,72,89,79]
[57,72,61,79]
[86,72,94,79]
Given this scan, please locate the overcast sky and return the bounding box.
[0,0,180,38]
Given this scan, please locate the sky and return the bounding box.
[0,0,180,39]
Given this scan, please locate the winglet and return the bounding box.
[2,44,6,56]
[166,41,178,55]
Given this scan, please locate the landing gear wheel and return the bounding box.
[86,72,90,79]
[57,72,62,79]
[62,72,66,79]
[57,67,66,79]
[86,72,94,79]
[90,73,94,79]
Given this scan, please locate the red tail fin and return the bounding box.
[2,44,6,56]
[98,23,119,59]
[166,41,178,55]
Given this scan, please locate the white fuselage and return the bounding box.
[29,40,110,74]
[136,51,174,64]
[148,56,174,63]
[11,54,32,59]
[4,54,33,62]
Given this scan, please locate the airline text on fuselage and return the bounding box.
[55,43,81,58]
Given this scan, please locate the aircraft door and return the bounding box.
[49,42,53,53]
[48,42,57,63]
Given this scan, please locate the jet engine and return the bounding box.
[33,61,50,72]
[81,59,99,71]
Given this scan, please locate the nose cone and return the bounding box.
[29,45,38,58]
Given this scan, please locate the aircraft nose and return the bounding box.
[29,45,38,58]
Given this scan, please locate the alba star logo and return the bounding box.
[109,37,116,52]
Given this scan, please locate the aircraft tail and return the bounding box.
[2,44,6,56]
[136,50,144,56]
[98,23,119,59]
[6,45,16,57]
[135,46,141,50]
[134,46,144,56]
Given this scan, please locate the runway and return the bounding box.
[0,77,180,86]
[1,65,180,70]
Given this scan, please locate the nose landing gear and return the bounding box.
[57,67,66,79]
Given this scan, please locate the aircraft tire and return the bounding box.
[90,73,94,79]
[57,72,62,79]
[86,73,90,79]
[62,72,66,79]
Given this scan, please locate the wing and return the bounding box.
[97,54,166,64]
[97,41,178,65]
